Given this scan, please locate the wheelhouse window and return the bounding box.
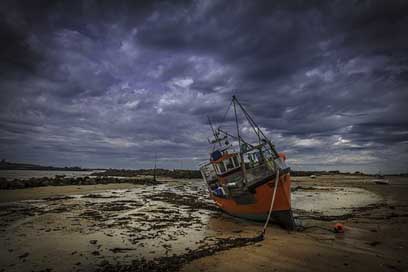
[261,146,274,161]
[225,158,234,170]
[217,162,226,174]
[214,154,241,175]
[244,150,265,169]
[233,156,240,168]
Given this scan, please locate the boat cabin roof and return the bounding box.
[210,152,239,163]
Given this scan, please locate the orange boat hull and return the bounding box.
[211,173,292,222]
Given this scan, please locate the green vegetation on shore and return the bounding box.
[92,168,202,179]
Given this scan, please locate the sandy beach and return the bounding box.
[184,176,408,272]
[0,175,407,272]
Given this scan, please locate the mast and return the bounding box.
[232,96,241,151]
[232,95,247,184]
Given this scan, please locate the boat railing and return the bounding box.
[222,170,245,188]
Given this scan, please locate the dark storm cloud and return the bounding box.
[0,0,407,173]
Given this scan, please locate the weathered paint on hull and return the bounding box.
[211,173,292,220]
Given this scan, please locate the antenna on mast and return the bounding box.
[208,116,222,147]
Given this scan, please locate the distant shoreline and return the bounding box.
[0,159,97,171]
[0,168,98,171]
[1,160,407,177]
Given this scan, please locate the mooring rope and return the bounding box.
[258,167,280,238]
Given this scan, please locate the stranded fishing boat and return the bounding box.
[199,96,295,229]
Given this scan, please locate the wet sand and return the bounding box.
[0,175,407,272]
[0,183,143,203]
[184,175,408,272]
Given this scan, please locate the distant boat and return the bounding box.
[199,96,294,229]
[372,179,390,185]
[372,173,390,185]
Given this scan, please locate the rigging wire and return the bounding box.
[208,99,233,150]
[220,99,234,126]
[234,98,269,142]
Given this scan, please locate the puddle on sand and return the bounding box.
[292,186,382,216]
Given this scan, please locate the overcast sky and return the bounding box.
[0,1,407,173]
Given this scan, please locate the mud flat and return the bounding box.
[0,175,407,272]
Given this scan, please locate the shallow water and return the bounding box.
[292,186,382,216]
[0,170,100,180]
